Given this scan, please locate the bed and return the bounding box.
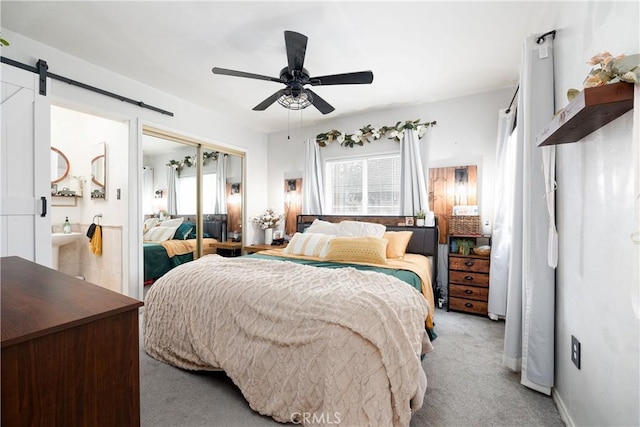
[143,215,439,426]
[143,214,227,283]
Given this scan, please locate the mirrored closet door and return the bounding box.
[141,126,244,287]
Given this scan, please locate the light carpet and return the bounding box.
[140,308,564,426]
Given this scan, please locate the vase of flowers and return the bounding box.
[251,208,284,244]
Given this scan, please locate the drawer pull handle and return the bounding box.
[465,261,474,266]
[465,276,474,281]
[464,289,473,294]
[465,303,473,308]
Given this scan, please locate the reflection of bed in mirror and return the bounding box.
[143,214,227,284]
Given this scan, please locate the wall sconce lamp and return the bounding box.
[287,179,297,192]
[155,190,164,198]
[231,183,241,194]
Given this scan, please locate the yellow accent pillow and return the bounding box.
[325,236,388,265]
[384,231,413,259]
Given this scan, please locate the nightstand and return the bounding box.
[244,243,287,254]
[206,240,242,257]
[447,234,491,316]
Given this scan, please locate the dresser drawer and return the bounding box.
[449,284,489,302]
[449,256,490,273]
[449,297,488,315]
[449,270,489,287]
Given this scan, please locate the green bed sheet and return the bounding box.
[144,242,193,282]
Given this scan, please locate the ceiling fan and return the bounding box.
[212,31,374,115]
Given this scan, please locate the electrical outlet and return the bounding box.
[571,335,581,369]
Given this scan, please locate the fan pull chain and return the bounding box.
[287,109,291,140]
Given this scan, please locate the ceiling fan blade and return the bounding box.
[306,89,335,115]
[253,89,286,111]
[310,71,374,86]
[212,67,282,83]
[284,31,307,74]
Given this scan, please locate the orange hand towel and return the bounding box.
[89,225,102,255]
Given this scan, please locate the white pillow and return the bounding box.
[283,232,334,258]
[305,218,339,235]
[337,220,386,238]
[143,217,159,234]
[143,225,179,242]
[158,217,184,228]
[143,217,184,242]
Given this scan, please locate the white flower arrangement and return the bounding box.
[251,208,284,230]
[316,119,436,148]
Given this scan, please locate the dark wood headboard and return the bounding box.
[174,214,228,241]
[296,215,439,290]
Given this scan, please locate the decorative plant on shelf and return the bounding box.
[583,51,639,87]
[456,239,475,256]
[416,210,426,220]
[565,52,639,103]
[251,208,284,230]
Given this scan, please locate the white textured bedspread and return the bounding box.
[143,255,430,426]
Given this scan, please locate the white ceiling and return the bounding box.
[2,1,554,133]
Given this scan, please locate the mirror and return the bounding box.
[51,147,70,184]
[142,131,244,252]
[91,155,105,187]
[90,142,106,199]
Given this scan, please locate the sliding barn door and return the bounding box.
[1,64,51,265]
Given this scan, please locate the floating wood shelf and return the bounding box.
[537,82,634,146]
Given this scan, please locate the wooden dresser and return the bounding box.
[1,256,144,426]
[447,235,491,316]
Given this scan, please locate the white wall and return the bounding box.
[266,87,513,229]
[541,2,639,426]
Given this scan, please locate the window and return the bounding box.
[325,155,400,215]
[176,173,216,214]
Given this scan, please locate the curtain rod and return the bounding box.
[536,30,556,44]
[505,85,519,114]
[1,56,174,117]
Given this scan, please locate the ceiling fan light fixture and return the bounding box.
[277,91,313,110]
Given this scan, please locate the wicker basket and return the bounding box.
[449,215,481,235]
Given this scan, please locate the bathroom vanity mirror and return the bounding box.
[51,147,70,184]
[91,142,106,199]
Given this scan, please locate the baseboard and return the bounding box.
[552,388,575,427]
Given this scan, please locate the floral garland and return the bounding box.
[316,119,437,148]
[167,151,218,171]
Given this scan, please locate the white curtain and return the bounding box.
[502,33,556,395]
[302,139,324,214]
[214,154,228,214]
[142,166,154,215]
[399,129,428,216]
[166,166,178,216]
[488,108,517,318]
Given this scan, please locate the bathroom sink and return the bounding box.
[51,232,82,270]
[52,232,82,247]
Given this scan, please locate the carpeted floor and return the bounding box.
[139,308,564,426]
